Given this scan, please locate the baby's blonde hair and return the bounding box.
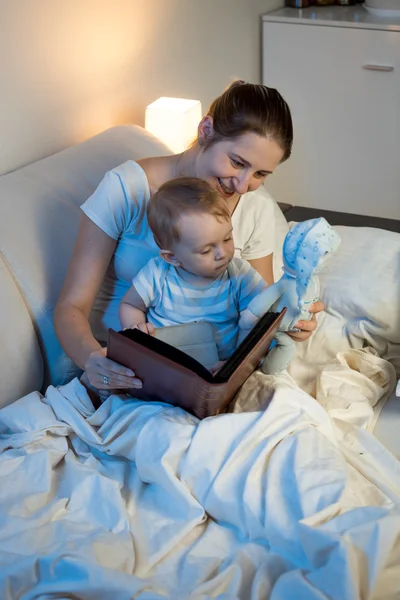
[147,177,230,249]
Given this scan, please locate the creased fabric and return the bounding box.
[0,348,399,599]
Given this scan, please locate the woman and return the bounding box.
[54,80,324,392]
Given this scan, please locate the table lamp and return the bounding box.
[145,97,202,153]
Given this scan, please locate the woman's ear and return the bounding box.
[198,115,215,145]
[160,250,181,267]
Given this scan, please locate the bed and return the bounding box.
[0,125,399,599]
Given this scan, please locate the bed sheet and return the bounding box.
[0,348,399,599]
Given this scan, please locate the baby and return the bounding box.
[119,177,268,364]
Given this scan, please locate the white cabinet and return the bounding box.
[262,7,400,219]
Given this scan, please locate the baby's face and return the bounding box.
[171,211,235,279]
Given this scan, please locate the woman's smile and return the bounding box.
[217,177,236,198]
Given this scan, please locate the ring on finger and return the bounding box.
[103,375,110,386]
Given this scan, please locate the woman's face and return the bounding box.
[196,126,285,203]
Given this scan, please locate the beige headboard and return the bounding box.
[0,125,171,407]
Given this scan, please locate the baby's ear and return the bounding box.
[160,249,181,267]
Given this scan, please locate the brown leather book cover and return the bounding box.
[107,309,286,419]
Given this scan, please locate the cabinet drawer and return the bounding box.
[262,23,400,218]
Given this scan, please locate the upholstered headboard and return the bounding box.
[0,126,172,405]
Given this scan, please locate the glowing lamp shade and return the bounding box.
[145,97,202,153]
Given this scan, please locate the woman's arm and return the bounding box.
[54,214,142,389]
[248,254,274,286]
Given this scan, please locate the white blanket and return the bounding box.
[0,349,400,599]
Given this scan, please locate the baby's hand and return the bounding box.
[125,323,155,336]
[136,322,155,336]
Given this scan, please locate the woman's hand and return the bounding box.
[84,347,143,390]
[286,300,325,342]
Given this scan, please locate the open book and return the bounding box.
[107,309,286,419]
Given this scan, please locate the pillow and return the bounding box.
[288,225,400,395]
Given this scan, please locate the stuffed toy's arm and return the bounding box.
[237,280,283,345]
[261,331,296,375]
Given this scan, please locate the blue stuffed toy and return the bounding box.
[238,217,341,374]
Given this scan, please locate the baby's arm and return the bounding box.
[119,286,154,335]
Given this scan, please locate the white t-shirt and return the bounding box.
[81,160,276,342]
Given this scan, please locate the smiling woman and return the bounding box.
[54,80,324,396]
[196,132,284,201]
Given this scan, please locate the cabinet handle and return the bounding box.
[363,64,394,72]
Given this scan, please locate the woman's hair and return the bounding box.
[204,80,293,162]
[147,177,230,249]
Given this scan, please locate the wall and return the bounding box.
[0,0,283,175]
